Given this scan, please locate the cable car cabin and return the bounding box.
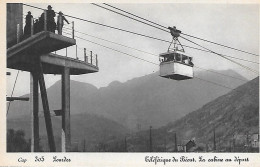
[159,51,194,80]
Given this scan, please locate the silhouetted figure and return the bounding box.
[39,5,56,32]
[46,5,56,32]
[24,11,33,37]
[39,13,44,31]
[34,19,40,34]
[57,11,69,35]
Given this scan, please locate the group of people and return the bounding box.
[24,5,69,37]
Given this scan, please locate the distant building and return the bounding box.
[251,133,259,148]
[185,140,196,152]
[177,140,196,152]
[177,144,185,152]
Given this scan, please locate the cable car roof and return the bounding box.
[159,50,192,59]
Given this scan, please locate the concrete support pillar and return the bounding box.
[30,71,39,152]
[62,67,71,152]
[38,62,56,152]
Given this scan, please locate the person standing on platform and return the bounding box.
[57,11,69,35]
[46,5,56,33]
[24,11,33,37]
[39,13,44,31]
[34,19,39,34]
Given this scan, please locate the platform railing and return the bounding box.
[20,12,99,67]
[52,45,98,67]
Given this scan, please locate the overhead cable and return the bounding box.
[194,76,234,90]
[23,3,171,44]
[75,35,158,65]
[181,33,259,56]
[23,3,258,74]
[91,3,169,33]
[74,35,245,90]
[194,66,247,82]
[23,3,259,57]
[72,29,258,64]
[71,30,251,82]
[73,29,211,53]
[103,3,169,30]
[102,3,259,57]
[180,36,259,74]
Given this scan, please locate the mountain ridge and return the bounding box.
[8,69,248,129]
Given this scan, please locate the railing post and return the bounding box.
[84,48,87,62]
[17,24,20,43]
[90,51,93,65]
[96,54,98,67]
[44,10,47,31]
[72,21,74,39]
[31,17,34,36]
[76,45,78,59]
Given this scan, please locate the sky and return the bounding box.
[6,3,259,96]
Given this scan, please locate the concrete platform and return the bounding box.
[7,31,76,59]
[7,53,99,75]
[6,31,98,75]
[41,53,99,75]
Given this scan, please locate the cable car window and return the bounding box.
[168,54,174,61]
[175,53,181,61]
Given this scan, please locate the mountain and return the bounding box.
[125,77,258,152]
[8,69,248,129]
[167,76,259,137]
[7,112,128,151]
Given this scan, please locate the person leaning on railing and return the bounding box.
[57,11,70,35]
